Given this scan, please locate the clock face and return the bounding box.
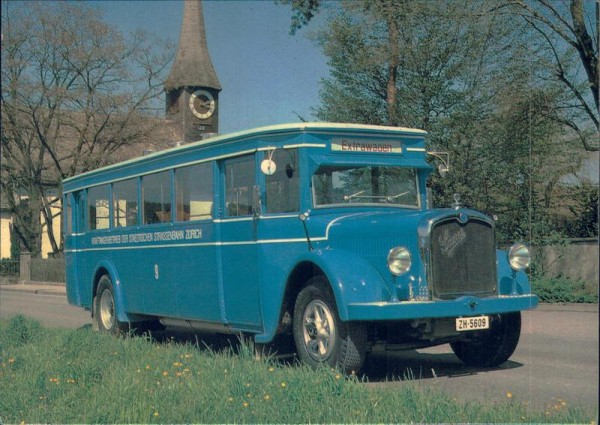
[189,89,215,120]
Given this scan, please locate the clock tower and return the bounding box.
[165,0,221,142]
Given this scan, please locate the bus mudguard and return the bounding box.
[92,260,133,324]
[293,249,388,321]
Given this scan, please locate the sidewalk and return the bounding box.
[0,280,67,296]
[0,281,597,312]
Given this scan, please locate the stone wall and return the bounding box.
[540,239,599,287]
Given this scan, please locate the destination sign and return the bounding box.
[331,138,402,154]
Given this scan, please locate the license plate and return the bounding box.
[456,316,489,331]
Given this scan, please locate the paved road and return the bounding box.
[1,287,597,412]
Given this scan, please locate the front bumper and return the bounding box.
[346,294,538,321]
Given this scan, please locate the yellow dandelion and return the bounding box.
[8,358,15,364]
[184,353,192,359]
[162,371,169,377]
[146,365,151,370]
[228,397,234,402]
[506,391,513,399]
[183,368,190,373]
[560,400,567,406]
[153,411,159,417]
[175,372,183,377]
[268,367,274,372]
[263,394,271,401]
[335,374,341,380]
[173,362,183,367]
[243,402,249,408]
[281,382,287,388]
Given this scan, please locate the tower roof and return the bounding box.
[165,0,221,91]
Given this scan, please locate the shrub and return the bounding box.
[532,277,598,304]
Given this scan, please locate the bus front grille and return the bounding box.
[429,218,497,300]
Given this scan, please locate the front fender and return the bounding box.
[295,249,389,321]
[92,260,131,323]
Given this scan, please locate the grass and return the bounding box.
[0,315,596,424]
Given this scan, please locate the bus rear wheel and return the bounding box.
[94,275,127,335]
[450,312,521,367]
[293,277,367,375]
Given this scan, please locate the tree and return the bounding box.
[1,1,173,257]
[287,0,590,242]
[507,0,599,151]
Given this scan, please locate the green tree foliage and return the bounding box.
[1,1,172,256]
[295,0,594,243]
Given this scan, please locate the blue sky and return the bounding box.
[97,0,330,134]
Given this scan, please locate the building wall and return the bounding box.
[0,211,13,259]
[0,197,62,259]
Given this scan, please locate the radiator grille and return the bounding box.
[429,218,497,299]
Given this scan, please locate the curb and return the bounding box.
[0,282,66,296]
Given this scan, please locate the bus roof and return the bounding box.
[62,122,428,189]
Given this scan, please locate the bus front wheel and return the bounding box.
[293,277,367,375]
[94,275,127,335]
[450,312,521,367]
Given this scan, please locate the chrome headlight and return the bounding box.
[387,246,412,276]
[508,243,531,271]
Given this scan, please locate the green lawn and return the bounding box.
[0,315,595,424]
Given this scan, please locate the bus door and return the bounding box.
[218,154,262,330]
[173,162,221,323]
[64,191,88,306]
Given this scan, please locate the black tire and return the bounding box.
[94,275,128,335]
[293,276,367,375]
[450,312,521,367]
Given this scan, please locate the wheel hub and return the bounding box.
[302,299,336,362]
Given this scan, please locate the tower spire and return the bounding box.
[165,0,221,141]
[165,0,221,91]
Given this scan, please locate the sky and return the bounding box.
[96,0,330,135]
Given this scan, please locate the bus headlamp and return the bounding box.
[508,243,531,271]
[387,246,412,276]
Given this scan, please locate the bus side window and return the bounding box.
[142,171,172,225]
[76,191,85,233]
[224,155,255,217]
[113,178,139,228]
[64,193,73,235]
[175,162,213,221]
[265,148,299,213]
[88,185,110,230]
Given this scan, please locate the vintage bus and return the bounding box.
[63,122,537,373]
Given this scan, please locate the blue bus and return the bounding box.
[63,122,537,373]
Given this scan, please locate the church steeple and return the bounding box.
[166,0,221,142]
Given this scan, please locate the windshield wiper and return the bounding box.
[343,190,411,203]
[385,191,410,202]
[343,190,366,201]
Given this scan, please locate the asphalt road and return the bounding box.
[1,288,598,412]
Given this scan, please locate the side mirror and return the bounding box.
[427,151,450,177]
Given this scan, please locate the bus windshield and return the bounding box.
[312,165,419,208]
